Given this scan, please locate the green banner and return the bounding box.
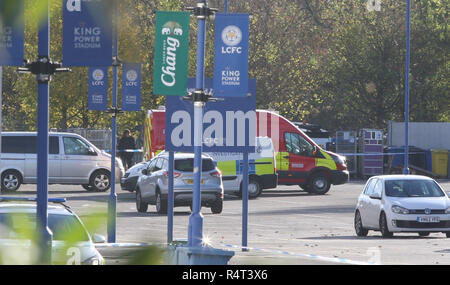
[153,11,190,96]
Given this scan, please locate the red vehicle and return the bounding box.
[143,109,348,194]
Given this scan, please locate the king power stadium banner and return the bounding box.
[213,13,249,97]
[62,0,113,66]
[153,11,190,96]
[0,0,24,66]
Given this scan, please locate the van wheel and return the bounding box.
[418,232,430,237]
[136,188,148,213]
[211,199,223,214]
[240,178,262,199]
[1,170,22,192]
[299,184,312,192]
[155,191,167,214]
[308,172,330,195]
[89,170,111,192]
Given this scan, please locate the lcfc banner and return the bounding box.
[213,13,249,97]
[153,11,189,96]
[122,63,142,111]
[62,0,113,66]
[88,67,108,111]
[0,0,24,66]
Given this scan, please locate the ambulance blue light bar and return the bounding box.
[0,197,67,203]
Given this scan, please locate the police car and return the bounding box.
[0,197,105,265]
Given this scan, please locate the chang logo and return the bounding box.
[66,0,81,12]
[162,21,183,36]
[92,69,104,81]
[221,25,242,47]
[126,70,138,82]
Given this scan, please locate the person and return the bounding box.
[118,129,136,170]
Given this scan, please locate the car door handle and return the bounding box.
[283,156,289,159]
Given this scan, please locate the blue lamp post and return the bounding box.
[36,0,52,263]
[403,0,411,175]
[107,0,119,244]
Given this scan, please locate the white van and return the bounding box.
[0,132,124,192]
[206,137,277,198]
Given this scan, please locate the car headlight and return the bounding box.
[446,207,450,214]
[392,205,409,215]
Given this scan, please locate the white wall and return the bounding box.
[388,121,450,150]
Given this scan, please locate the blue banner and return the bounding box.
[165,78,256,152]
[88,67,108,111]
[121,63,142,111]
[0,0,24,66]
[213,13,249,97]
[62,0,112,66]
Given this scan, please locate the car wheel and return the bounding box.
[136,188,148,213]
[379,212,393,238]
[446,232,450,238]
[155,191,167,214]
[89,170,111,192]
[418,232,430,237]
[354,211,369,237]
[82,184,92,191]
[211,199,223,214]
[1,170,22,192]
[308,172,331,195]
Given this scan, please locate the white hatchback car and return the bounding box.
[354,175,450,238]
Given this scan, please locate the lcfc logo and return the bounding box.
[126,70,138,82]
[92,69,104,81]
[221,25,243,54]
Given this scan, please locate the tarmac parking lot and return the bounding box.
[2,179,450,265]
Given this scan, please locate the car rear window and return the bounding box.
[174,158,215,172]
[385,180,445,198]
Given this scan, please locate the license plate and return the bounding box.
[186,179,204,184]
[417,217,440,223]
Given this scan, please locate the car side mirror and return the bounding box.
[369,194,381,200]
[88,147,97,156]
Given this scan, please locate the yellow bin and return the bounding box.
[431,149,448,178]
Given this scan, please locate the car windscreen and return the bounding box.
[385,180,445,198]
[174,158,215,172]
[0,213,89,241]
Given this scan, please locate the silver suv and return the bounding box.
[0,132,124,192]
[135,153,224,214]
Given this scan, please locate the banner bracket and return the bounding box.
[186,2,218,19]
[107,106,123,118]
[112,56,122,67]
[17,56,71,83]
